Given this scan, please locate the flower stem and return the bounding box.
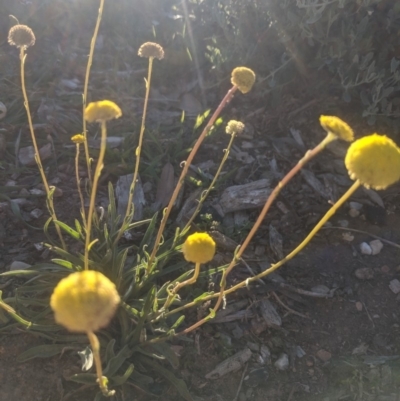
[183,132,237,231]
[147,85,238,272]
[116,57,154,243]
[75,143,86,224]
[84,121,107,271]
[87,331,114,397]
[19,47,66,250]
[163,262,201,310]
[82,0,105,184]
[177,179,361,335]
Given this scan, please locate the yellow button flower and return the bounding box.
[345,134,400,190]
[319,115,354,142]
[226,120,245,135]
[231,67,256,94]
[84,100,122,123]
[50,270,120,333]
[71,134,85,144]
[182,233,216,264]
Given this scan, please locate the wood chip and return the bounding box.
[219,179,271,213]
[259,299,282,327]
[152,162,175,211]
[115,174,145,221]
[205,348,252,379]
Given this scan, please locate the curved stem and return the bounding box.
[87,331,114,396]
[84,121,107,270]
[82,0,105,184]
[213,133,337,311]
[163,262,201,310]
[75,143,86,224]
[116,57,154,243]
[175,180,361,335]
[147,85,238,272]
[20,47,66,249]
[183,132,237,231]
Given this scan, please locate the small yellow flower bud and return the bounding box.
[50,270,120,333]
[182,233,216,264]
[84,100,122,123]
[226,120,245,135]
[231,67,256,94]
[320,115,354,142]
[8,24,35,49]
[71,134,85,144]
[345,134,400,190]
[138,42,165,60]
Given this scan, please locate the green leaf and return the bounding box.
[128,286,156,345]
[53,221,80,240]
[69,373,98,385]
[103,345,131,377]
[151,343,179,369]
[140,212,158,251]
[52,259,74,269]
[139,356,193,401]
[17,344,73,362]
[111,363,134,386]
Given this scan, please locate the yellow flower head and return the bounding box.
[320,115,354,142]
[182,232,216,264]
[8,24,35,49]
[84,100,122,123]
[226,120,245,135]
[50,270,120,333]
[231,67,256,94]
[345,134,400,190]
[138,42,165,60]
[71,134,85,144]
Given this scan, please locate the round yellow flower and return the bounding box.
[226,120,245,135]
[231,67,256,94]
[138,42,164,60]
[320,115,354,142]
[71,134,85,144]
[50,270,120,333]
[8,24,35,49]
[182,233,216,264]
[345,134,400,190]
[84,100,122,123]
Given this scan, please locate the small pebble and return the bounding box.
[316,349,332,362]
[311,284,330,295]
[30,208,43,219]
[342,232,354,242]
[9,261,31,271]
[389,279,400,294]
[360,242,372,255]
[349,202,363,210]
[355,267,374,280]
[369,239,383,255]
[53,187,63,197]
[274,353,289,371]
[381,265,390,274]
[355,301,363,311]
[338,219,349,228]
[349,208,360,218]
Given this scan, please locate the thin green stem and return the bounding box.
[82,0,105,184]
[177,180,361,335]
[75,143,86,224]
[147,85,239,272]
[163,262,201,310]
[84,121,107,271]
[20,47,66,250]
[116,57,154,243]
[183,133,237,231]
